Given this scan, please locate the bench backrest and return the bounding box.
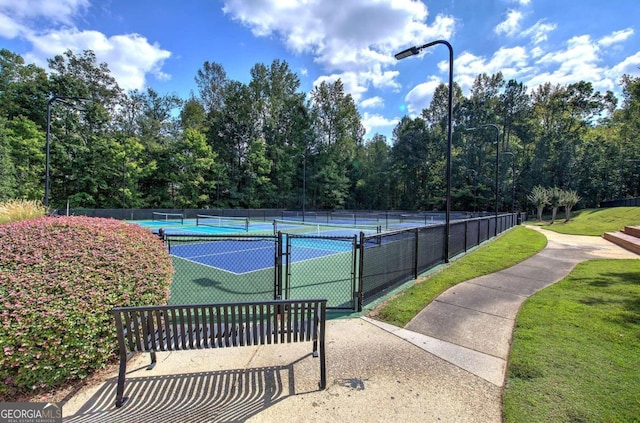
[112,299,327,353]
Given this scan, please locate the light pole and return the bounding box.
[45,95,90,208]
[395,40,453,262]
[303,154,307,221]
[502,151,516,212]
[466,169,478,213]
[467,124,500,235]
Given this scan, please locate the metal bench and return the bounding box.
[112,299,327,408]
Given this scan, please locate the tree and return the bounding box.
[3,116,44,200]
[194,61,228,115]
[0,118,17,200]
[528,185,549,221]
[0,49,50,128]
[560,189,581,222]
[248,60,308,207]
[173,128,216,208]
[310,80,365,209]
[46,50,125,208]
[549,186,562,224]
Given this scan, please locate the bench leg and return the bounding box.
[115,354,127,408]
[319,338,326,389]
[312,339,318,358]
[147,351,157,370]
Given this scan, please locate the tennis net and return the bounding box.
[196,214,249,232]
[273,219,381,236]
[152,212,184,224]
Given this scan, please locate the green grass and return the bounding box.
[371,206,640,422]
[528,206,640,236]
[503,259,640,422]
[371,226,547,326]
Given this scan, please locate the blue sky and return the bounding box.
[1,0,639,140]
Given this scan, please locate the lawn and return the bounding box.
[372,225,547,327]
[372,207,640,422]
[528,206,640,235]
[503,259,640,422]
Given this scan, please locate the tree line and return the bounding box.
[1,48,639,212]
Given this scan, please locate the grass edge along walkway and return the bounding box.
[371,225,547,327]
[503,258,640,422]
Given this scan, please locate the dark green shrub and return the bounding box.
[0,216,173,400]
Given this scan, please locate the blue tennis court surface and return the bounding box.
[131,219,274,235]
[169,237,352,275]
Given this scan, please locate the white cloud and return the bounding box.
[311,66,400,104]
[361,96,384,109]
[222,0,454,88]
[0,0,89,25]
[529,35,615,91]
[521,20,557,44]
[599,28,634,47]
[0,12,25,38]
[608,51,640,82]
[495,9,522,37]
[404,75,441,116]
[0,0,172,92]
[453,47,530,95]
[23,29,171,91]
[362,111,399,137]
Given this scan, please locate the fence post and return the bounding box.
[357,232,365,312]
[275,231,283,300]
[413,228,419,279]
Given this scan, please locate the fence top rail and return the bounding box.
[285,234,358,241]
[112,299,328,313]
[360,223,445,240]
[163,233,278,240]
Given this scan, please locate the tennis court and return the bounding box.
[166,236,352,275]
[130,215,372,309]
[133,212,273,236]
[151,229,357,309]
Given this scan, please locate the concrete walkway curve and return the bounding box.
[366,225,639,387]
[62,226,638,423]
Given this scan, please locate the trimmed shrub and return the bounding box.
[0,216,173,400]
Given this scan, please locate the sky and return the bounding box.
[1,0,639,140]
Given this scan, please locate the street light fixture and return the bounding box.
[466,124,500,235]
[45,95,90,208]
[395,40,453,262]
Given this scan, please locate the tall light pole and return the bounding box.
[45,95,90,208]
[502,151,516,212]
[466,168,478,213]
[467,124,500,235]
[395,40,453,262]
[302,154,307,221]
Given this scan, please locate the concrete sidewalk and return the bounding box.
[62,227,637,422]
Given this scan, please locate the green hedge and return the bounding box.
[0,216,173,400]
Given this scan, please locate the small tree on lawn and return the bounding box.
[528,185,549,221]
[561,189,581,222]
[549,187,562,224]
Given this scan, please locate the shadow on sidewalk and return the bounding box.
[65,356,315,423]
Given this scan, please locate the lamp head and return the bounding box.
[394,46,420,60]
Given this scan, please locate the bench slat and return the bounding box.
[112,299,327,408]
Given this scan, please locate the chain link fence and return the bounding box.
[160,213,523,311]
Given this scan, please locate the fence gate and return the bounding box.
[284,234,358,310]
[164,234,280,304]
